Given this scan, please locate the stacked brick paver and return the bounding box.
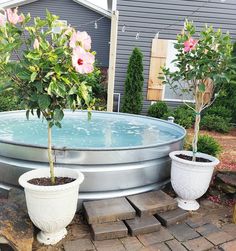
[62,191,236,251]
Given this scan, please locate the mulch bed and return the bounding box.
[187,128,236,171]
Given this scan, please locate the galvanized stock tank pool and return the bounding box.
[0,110,185,200]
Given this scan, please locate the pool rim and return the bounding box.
[0,110,186,151]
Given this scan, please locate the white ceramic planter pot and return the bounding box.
[169,150,219,211]
[19,168,84,245]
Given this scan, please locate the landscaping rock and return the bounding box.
[91,221,128,241]
[83,198,136,224]
[125,215,161,236]
[156,208,189,226]
[0,200,33,251]
[64,238,95,251]
[127,191,177,216]
[167,223,200,242]
[215,172,236,194]
[183,237,214,251]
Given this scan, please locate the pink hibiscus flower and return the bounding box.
[6,8,24,25]
[69,31,91,51]
[72,46,95,74]
[184,38,198,52]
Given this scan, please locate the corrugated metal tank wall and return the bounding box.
[18,0,111,67]
[115,0,236,114]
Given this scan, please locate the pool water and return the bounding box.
[0,111,182,149]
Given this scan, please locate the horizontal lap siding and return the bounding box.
[115,0,236,114]
[17,0,111,66]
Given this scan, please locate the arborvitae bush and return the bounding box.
[121,48,144,114]
[204,105,232,120]
[187,135,222,157]
[147,101,169,118]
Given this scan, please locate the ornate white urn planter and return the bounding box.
[169,150,219,211]
[19,168,84,245]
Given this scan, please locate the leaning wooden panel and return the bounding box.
[147,39,168,101]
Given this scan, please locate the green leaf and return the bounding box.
[54,109,64,122]
[55,121,62,128]
[38,95,50,110]
[198,83,206,93]
[30,72,38,82]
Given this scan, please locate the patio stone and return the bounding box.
[140,243,170,251]
[120,237,143,251]
[137,227,173,246]
[156,208,189,226]
[125,215,161,236]
[221,223,236,237]
[91,221,128,241]
[165,239,187,251]
[168,223,200,242]
[127,191,177,216]
[83,197,136,224]
[186,217,210,229]
[0,196,33,251]
[64,238,95,251]
[183,237,214,251]
[205,231,234,246]
[220,240,236,251]
[93,239,126,251]
[195,223,220,236]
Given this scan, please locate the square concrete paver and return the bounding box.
[186,217,210,229]
[125,215,161,236]
[83,198,136,224]
[195,223,220,236]
[64,239,95,251]
[220,240,236,251]
[141,243,170,251]
[168,223,200,242]
[156,208,189,226]
[93,239,126,251]
[137,227,173,246]
[165,239,187,251]
[183,237,214,251]
[91,221,128,241]
[120,237,143,251]
[205,231,235,246]
[127,191,177,216]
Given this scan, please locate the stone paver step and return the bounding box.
[127,191,177,216]
[91,221,128,241]
[83,197,136,224]
[125,215,161,236]
[156,208,189,226]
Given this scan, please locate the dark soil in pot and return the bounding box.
[28,177,76,186]
[176,154,212,163]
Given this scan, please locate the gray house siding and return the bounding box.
[17,0,111,67]
[115,0,236,114]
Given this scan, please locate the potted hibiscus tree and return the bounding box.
[0,9,95,244]
[162,20,232,210]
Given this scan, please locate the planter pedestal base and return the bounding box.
[177,197,199,211]
[37,228,67,245]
